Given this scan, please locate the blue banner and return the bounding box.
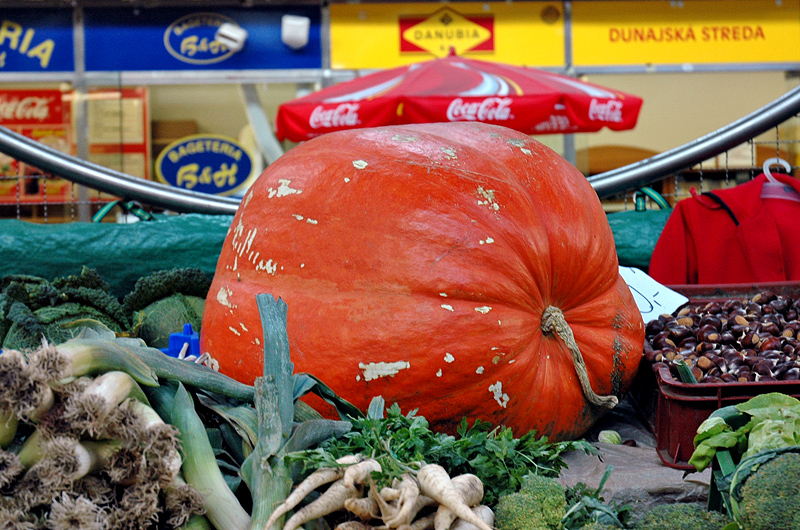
[0,9,74,72]
[84,6,321,71]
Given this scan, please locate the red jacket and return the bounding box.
[649,173,800,285]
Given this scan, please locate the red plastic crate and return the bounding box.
[632,281,800,470]
[634,363,800,470]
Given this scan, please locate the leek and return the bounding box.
[47,492,107,530]
[84,370,150,408]
[0,449,23,488]
[245,294,351,530]
[164,474,207,528]
[124,341,255,401]
[170,383,251,530]
[54,339,158,386]
[63,370,149,437]
[17,428,44,468]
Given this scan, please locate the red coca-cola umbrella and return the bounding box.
[275,54,643,143]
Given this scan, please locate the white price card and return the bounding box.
[619,266,689,323]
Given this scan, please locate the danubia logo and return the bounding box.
[164,12,239,65]
[155,134,254,196]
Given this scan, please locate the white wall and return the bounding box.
[581,70,799,153]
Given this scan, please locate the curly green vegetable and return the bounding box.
[734,451,800,530]
[494,474,566,530]
[629,503,731,530]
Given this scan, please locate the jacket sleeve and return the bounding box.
[648,202,692,284]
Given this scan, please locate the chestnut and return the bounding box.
[759,336,783,352]
[669,325,693,343]
[645,319,664,337]
[753,362,773,377]
[783,367,800,380]
[699,315,722,331]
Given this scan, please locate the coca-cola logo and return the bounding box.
[0,96,52,123]
[309,104,360,129]
[446,97,512,122]
[588,98,623,123]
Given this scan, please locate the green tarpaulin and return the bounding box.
[0,209,670,297]
[0,214,233,298]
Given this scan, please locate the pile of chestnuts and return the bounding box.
[644,291,800,384]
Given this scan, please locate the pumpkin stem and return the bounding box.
[540,306,618,409]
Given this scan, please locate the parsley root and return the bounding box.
[417,465,493,530]
[433,474,484,530]
[344,496,380,521]
[385,474,421,527]
[335,522,375,530]
[283,478,360,530]
[380,486,401,502]
[264,455,361,530]
[344,458,382,488]
[398,513,436,530]
[450,506,494,530]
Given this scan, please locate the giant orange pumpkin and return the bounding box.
[201,122,644,441]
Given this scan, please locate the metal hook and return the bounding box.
[763,157,791,183]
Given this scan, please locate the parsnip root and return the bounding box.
[344,458,382,488]
[433,474,484,530]
[384,474,421,527]
[283,479,360,530]
[417,465,493,530]
[450,506,494,530]
[264,455,361,530]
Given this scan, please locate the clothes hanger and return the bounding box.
[761,157,800,203]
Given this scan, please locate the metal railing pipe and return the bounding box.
[589,84,800,198]
[0,125,241,216]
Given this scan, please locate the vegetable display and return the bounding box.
[201,122,644,441]
[0,267,212,351]
[0,285,738,530]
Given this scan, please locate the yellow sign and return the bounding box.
[400,7,493,57]
[572,0,800,66]
[330,2,564,69]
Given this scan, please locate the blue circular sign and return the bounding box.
[155,134,254,196]
[164,12,238,65]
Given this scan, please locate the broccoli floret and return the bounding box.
[736,452,800,530]
[121,268,212,316]
[495,475,567,530]
[630,503,731,530]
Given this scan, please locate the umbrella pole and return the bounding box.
[240,84,285,165]
[563,134,577,167]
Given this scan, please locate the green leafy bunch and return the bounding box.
[690,392,800,471]
[292,398,594,506]
[563,466,632,529]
